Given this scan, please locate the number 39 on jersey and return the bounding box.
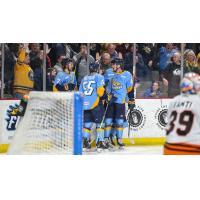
[165,94,200,145]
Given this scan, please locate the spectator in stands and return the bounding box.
[29,43,41,62]
[184,50,200,74]
[39,44,52,69]
[116,43,130,58]
[68,43,80,54]
[89,43,102,59]
[197,53,200,68]
[53,55,65,74]
[30,56,43,91]
[48,43,66,66]
[143,81,161,98]
[13,44,34,99]
[161,52,181,97]
[73,44,95,86]
[39,50,49,69]
[99,52,111,72]
[4,44,19,96]
[46,68,56,91]
[158,43,177,72]
[139,43,155,71]
[124,44,148,79]
[107,43,119,60]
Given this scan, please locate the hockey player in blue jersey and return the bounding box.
[105,58,135,148]
[53,58,78,92]
[53,59,72,92]
[79,62,108,151]
[103,59,118,148]
[104,59,117,87]
[63,58,77,91]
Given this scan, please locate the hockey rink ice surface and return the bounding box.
[84,145,164,155]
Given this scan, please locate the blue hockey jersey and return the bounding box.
[53,71,71,91]
[68,71,77,85]
[107,71,133,104]
[79,73,105,110]
[104,68,115,87]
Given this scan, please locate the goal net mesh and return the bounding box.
[8,92,82,155]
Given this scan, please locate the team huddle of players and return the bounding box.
[53,58,135,151]
[79,59,135,151]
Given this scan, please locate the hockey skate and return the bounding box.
[96,141,108,153]
[105,138,115,151]
[117,138,125,150]
[110,135,116,146]
[83,138,91,152]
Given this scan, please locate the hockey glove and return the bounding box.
[106,93,112,103]
[128,99,135,111]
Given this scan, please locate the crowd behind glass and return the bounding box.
[0,43,200,99]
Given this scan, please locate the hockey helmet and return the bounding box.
[180,77,194,94]
[112,58,124,70]
[89,62,100,73]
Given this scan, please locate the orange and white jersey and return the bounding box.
[164,94,200,155]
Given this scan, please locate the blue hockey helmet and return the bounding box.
[111,58,124,70]
[89,62,100,73]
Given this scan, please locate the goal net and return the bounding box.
[8,92,83,155]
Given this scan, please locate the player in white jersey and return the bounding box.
[164,73,200,155]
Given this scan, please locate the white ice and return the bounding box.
[83,145,164,155]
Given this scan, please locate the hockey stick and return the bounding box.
[127,43,137,145]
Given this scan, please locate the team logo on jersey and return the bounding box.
[127,106,146,131]
[5,103,21,131]
[112,80,122,90]
[155,105,168,130]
